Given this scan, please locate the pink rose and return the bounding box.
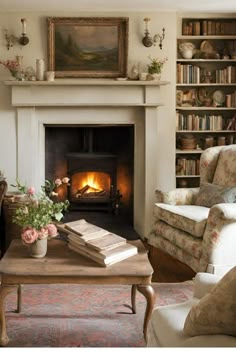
[46,223,58,238]
[62,177,70,184]
[27,186,35,195]
[54,178,62,187]
[38,227,49,239]
[21,227,38,244]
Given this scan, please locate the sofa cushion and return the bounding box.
[183,266,236,337]
[213,145,236,186]
[195,182,236,208]
[154,203,209,237]
[147,299,236,347]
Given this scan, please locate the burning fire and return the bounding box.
[79,172,103,192]
[72,171,111,199]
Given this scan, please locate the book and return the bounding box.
[64,219,109,241]
[68,241,138,267]
[58,221,127,250]
[86,233,126,252]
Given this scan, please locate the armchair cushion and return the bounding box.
[195,182,236,208]
[154,203,209,237]
[213,145,236,186]
[155,188,199,205]
[183,266,236,337]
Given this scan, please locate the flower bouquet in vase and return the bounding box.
[0,59,22,80]
[12,181,69,258]
[147,55,168,81]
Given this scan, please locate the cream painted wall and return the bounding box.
[0,10,176,191]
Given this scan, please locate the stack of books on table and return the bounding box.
[57,219,138,267]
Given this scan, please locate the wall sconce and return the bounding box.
[4,30,14,50]
[19,18,29,46]
[4,18,29,50]
[142,18,165,49]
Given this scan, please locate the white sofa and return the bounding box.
[147,272,236,347]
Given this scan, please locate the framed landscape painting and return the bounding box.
[47,17,129,78]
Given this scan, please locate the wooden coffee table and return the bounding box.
[0,238,155,346]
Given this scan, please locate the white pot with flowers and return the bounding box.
[147,55,168,81]
[12,180,69,258]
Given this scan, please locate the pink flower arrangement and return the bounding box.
[46,223,58,238]
[55,178,62,187]
[0,59,20,76]
[21,228,38,244]
[21,223,58,245]
[27,186,35,195]
[12,180,69,246]
[44,177,70,198]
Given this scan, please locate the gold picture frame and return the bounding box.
[47,17,129,78]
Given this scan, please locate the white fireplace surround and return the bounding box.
[6,79,168,239]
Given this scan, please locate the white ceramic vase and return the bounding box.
[28,237,47,258]
[36,59,45,81]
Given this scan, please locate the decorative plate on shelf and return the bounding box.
[212,90,225,106]
[200,40,215,54]
[199,40,219,59]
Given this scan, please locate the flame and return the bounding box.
[80,172,103,192]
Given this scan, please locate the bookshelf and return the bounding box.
[176,16,236,188]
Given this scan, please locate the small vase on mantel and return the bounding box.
[28,237,47,258]
[146,73,161,81]
[36,59,45,81]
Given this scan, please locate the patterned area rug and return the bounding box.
[5,282,193,347]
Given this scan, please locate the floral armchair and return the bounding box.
[148,144,236,280]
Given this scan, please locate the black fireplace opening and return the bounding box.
[45,125,134,220]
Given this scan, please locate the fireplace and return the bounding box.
[45,125,134,216]
[66,152,118,211]
[7,79,166,237]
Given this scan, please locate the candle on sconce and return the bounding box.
[21,18,27,35]
[144,18,150,33]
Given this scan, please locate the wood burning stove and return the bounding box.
[65,128,122,212]
[66,152,119,211]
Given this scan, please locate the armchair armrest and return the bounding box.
[193,272,221,299]
[201,203,236,268]
[155,187,199,205]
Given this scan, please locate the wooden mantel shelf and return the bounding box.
[4,78,169,86]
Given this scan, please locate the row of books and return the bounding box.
[177,64,236,84]
[176,158,200,176]
[176,113,224,131]
[225,91,236,107]
[57,219,138,267]
[215,67,236,84]
[177,64,200,84]
[182,19,236,36]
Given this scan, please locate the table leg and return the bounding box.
[17,285,22,313]
[137,284,155,342]
[0,285,17,346]
[131,285,137,314]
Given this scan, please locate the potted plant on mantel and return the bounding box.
[12,180,69,258]
[147,55,168,81]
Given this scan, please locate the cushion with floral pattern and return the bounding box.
[194,182,236,208]
[183,266,236,337]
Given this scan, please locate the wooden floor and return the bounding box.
[148,245,196,283]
